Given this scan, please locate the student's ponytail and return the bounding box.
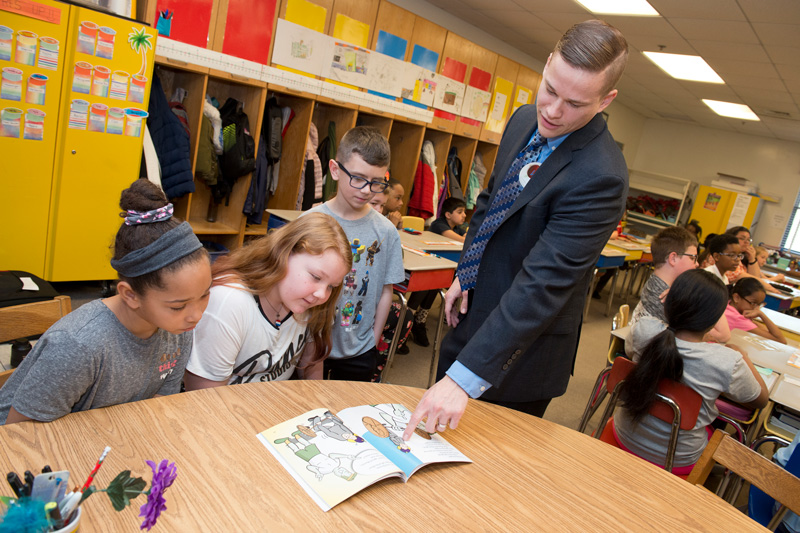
[619,269,728,423]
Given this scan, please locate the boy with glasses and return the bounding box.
[704,234,742,285]
[306,126,405,381]
[627,227,730,355]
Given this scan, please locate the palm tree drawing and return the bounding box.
[128,27,153,76]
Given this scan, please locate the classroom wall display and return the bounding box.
[153,0,214,49]
[431,74,465,115]
[369,29,406,100]
[484,76,513,133]
[511,86,532,114]
[461,85,491,122]
[327,41,369,86]
[272,18,330,77]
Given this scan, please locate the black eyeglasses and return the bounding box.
[742,297,765,308]
[677,253,698,263]
[720,252,745,260]
[336,161,389,193]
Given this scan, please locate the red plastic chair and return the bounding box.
[593,357,703,476]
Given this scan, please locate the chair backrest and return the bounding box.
[401,216,424,232]
[595,356,703,472]
[0,295,72,344]
[689,430,800,530]
[607,304,630,364]
[749,435,799,529]
[0,369,13,388]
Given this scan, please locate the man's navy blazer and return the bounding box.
[439,104,629,403]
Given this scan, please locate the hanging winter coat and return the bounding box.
[147,73,194,199]
[297,122,323,210]
[446,147,465,201]
[407,143,436,220]
[319,121,338,201]
[466,152,486,210]
[244,97,283,224]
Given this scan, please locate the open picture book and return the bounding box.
[257,403,472,511]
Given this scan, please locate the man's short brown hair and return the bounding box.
[554,20,628,95]
[336,126,391,168]
[651,226,697,266]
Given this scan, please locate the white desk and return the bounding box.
[761,308,800,343]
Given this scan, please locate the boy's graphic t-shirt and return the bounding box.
[0,300,191,423]
[188,284,308,384]
[306,204,404,359]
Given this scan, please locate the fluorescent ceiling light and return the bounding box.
[643,52,724,83]
[703,100,760,121]
[575,0,659,16]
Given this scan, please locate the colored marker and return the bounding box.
[6,472,24,497]
[80,446,111,492]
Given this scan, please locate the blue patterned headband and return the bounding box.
[111,222,203,278]
[123,204,174,225]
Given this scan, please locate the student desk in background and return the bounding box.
[760,308,800,343]
[763,285,800,312]
[265,208,302,228]
[398,230,463,262]
[585,247,628,319]
[0,381,766,531]
[386,235,458,386]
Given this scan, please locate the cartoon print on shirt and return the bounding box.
[343,269,357,296]
[351,238,366,263]
[357,271,369,297]
[341,301,355,328]
[366,239,382,266]
[353,301,363,325]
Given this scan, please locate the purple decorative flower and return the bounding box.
[139,460,177,530]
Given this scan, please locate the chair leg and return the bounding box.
[578,367,611,433]
[427,290,447,389]
[380,291,407,384]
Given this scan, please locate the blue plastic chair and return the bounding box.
[749,435,799,530]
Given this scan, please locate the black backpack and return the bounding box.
[212,97,256,205]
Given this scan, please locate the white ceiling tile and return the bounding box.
[460,0,523,10]
[733,86,797,104]
[624,33,696,55]
[597,15,681,38]
[532,11,596,32]
[511,0,590,13]
[680,82,739,101]
[648,0,746,20]
[765,46,800,67]
[752,23,800,48]
[704,59,781,80]
[688,40,771,62]
[669,18,759,43]
[725,74,787,91]
[776,64,800,82]
[737,0,800,24]
[478,9,554,30]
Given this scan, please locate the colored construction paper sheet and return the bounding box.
[222,0,277,64]
[484,76,513,133]
[369,30,407,100]
[279,0,328,78]
[403,44,439,109]
[434,57,466,121]
[328,14,369,89]
[272,18,332,77]
[460,67,491,126]
[155,0,214,48]
[512,85,533,114]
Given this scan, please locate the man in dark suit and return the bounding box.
[405,20,629,440]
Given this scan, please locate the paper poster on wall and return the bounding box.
[37,37,60,70]
[703,192,721,211]
[399,66,436,107]
[0,107,22,137]
[22,108,45,140]
[272,18,331,77]
[333,14,369,47]
[485,76,513,133]
[365,52,403,97]
[327,41,370,86]
[0,25,11,60]
[728,194,752,227]
[490,92,507,122]
[432,75,465,115]
[512,86,532,114]
[1,67,23,100]
[461,85,491,122]
[369,30,407,100]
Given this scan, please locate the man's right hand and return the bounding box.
[444,277,468,327]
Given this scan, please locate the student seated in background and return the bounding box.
[703,234,741,285]
[183,214,351,389]
[616,269,768,472]
[307,126,404,382]
[429,197,467,243]
[685,219,702,244]
[626,227,730,356]
[382,178,405,230]
[724,277,787,344]
[406,197,469,347]
[0,179,212,425]
[754,246,785,284]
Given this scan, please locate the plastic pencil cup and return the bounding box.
[52,506,81,533]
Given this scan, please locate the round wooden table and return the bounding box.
[0,381,765,531]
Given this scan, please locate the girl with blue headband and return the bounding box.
[0,179,212,424]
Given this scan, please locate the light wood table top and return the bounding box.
[399,230,463,252]
[265,208,302,223]
[0,382,765,531]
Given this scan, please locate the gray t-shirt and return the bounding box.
[305,204,404,359]
[614,316,761,467]
[0,300,191,424]
[625,273,669,358]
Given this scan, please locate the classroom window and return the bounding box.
[782,187,800,254]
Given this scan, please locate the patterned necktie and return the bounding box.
[457,132,546,291]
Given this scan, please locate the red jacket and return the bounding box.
[408,159,436,220]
